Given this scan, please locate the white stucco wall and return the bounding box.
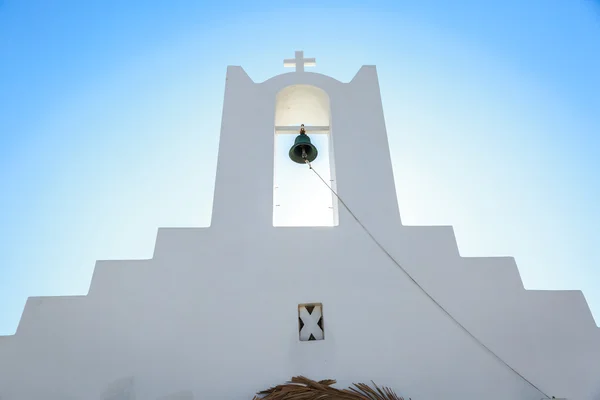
[0,64,598,400]
[274,84,330,127]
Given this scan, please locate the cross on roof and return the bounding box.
[283,50,316,72]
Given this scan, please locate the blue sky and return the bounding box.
[0,0,599,335]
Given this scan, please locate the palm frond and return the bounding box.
[252,376,406,400]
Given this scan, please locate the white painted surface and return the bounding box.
[156,391,194,400]
[275,84,330,127]
[0,57,599,400]
[274,125,329,133]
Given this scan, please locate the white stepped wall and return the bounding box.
[0,224,598,400]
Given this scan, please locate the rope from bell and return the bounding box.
[304,160,552,400]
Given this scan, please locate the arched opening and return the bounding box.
[273,85,338,227]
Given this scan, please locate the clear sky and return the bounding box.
[0,0,599,335]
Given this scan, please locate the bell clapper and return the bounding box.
[301,146,313,168]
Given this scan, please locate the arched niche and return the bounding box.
[275,84,330,126]
[272,84,338,227]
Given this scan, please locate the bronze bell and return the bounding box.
[289,125,318,164]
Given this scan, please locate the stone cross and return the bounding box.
[283,50,316,72]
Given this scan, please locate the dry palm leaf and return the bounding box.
[252,376,406,400]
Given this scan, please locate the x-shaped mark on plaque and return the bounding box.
[299,304,324,341]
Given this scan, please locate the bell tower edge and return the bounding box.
[332,66,402,231]
[211,66,275,232]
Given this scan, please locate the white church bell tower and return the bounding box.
[211,50,401,233]
[0,51,599,400]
